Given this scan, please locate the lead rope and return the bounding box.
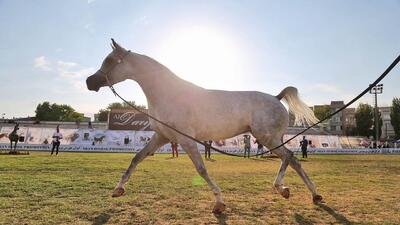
[107,53,400,158]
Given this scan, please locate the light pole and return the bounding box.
[370,83,383,147]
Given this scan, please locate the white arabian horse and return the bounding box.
[86,39,323,213]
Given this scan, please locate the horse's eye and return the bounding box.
[104,57,113,64]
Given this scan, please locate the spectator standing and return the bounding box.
[254,139,264,158]
[243,135,251,158]
[299,136,309,158]
[204,140,212,160]
[51,125,63,156]
[171,142,179,158]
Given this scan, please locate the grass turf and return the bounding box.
[0,152,399,224]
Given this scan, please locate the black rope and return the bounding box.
[109,53,400,158]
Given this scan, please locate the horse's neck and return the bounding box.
[130,56,202,106]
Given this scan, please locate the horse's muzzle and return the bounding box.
[86,72,107,92]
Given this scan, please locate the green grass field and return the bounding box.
[0,152,399,225]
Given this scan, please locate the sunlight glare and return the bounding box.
[157,27,245,90]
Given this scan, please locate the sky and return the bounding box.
[0,0,399,119]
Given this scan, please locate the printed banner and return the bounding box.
[1,143,399,154]
[108,109,152,131]
[0,126,28,143]
[283,134,341,149]
[1,125,398,154]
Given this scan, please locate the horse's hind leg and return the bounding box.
[252,131,322,203]
[271,139,322,203]
[273,143,323,203]
[287,152,323,203]
[250,128,290,196]
[179,139,225,214]
[112,133,169,197]
[260,137,292,198]
[273,149,291,199]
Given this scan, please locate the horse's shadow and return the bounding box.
[315,203,353,225]
[92,212,111,225]
[294,213,314,225]
[165,157,178,160]
[214,213,229,225]
[249,156,277,162]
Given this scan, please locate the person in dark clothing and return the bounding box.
[171,142,178,158]
[254,139,264,158]
[243,135,251,158]
[299,136,309,158]
[204,140,212,159]
[51,125,63,155]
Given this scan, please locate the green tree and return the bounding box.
[313,105,331,121]
[355,103,374,137]
[390,97,400,139]
[97,109,109,122]
[35,102,85,122]
[96,101,147,122]
[35,102,52,120]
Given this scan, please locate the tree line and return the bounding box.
[34,101,146,122]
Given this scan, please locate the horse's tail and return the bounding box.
[276,86,318,126]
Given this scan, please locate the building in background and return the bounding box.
[309,101,394,138]
[379,107,395,139]
[329,101,345,135]
[342,108,356,135]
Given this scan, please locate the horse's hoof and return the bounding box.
[313,194,323,204]
[112,187,125,198]
[281,187,290,199]
[212,202,226,214]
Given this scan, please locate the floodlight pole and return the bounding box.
[370,84,383,147]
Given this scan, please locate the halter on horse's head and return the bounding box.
[86,39,134,92]
[86,39,165,93]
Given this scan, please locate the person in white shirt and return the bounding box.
[51,125,63,155]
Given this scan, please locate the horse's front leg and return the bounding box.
[179,140,226,214]
[112,133,168,197]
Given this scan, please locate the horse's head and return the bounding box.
[86,39,138,92]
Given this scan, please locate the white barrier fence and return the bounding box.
[1,125,398,154]
[290,148,400,154]
[1,143,399,154]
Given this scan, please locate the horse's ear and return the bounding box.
[111,38,125,52]
[110,43,116,50]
